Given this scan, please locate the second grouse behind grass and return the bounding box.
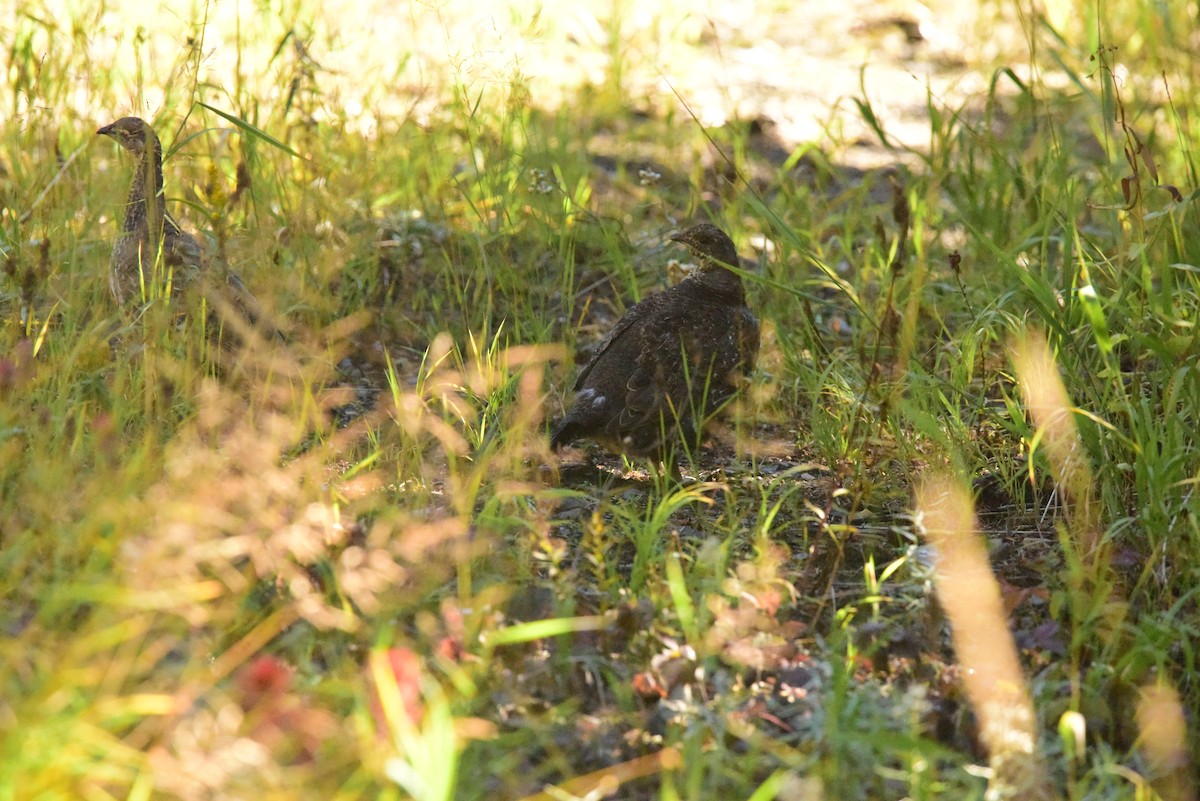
[97,116,204,306]
[98,116,276,342]
[551,223,760,465]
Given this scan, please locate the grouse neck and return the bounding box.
[125,142,166,236]
[687,265,746,305]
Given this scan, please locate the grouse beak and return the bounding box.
[96,123,115,137]
[668,231,690,246]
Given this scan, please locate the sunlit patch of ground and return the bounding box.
[63,0,1022,166]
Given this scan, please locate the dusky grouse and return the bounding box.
[97,116,266,333]
[550,223,759,463]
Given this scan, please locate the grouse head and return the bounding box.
[669,223,745,302]
[97,117,161,159]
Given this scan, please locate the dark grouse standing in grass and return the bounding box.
[550,223,760,462]
[97,116,265,331]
